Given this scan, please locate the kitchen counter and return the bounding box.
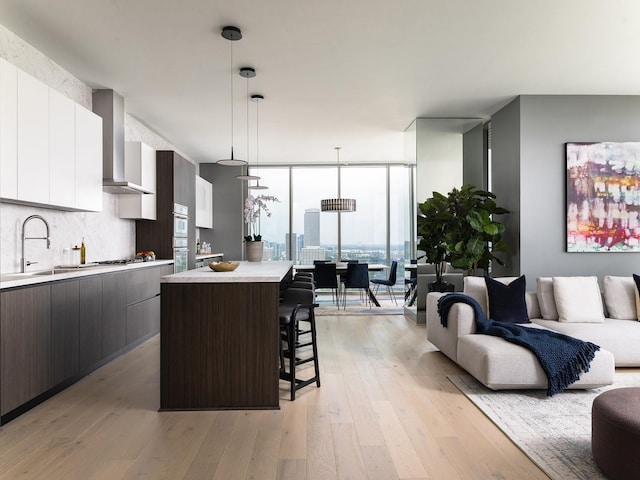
[195,252,224,260]
[162,260,292,283]
[160,260,293,411]
[0,260,174,290]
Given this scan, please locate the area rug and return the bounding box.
[448,372,640,480]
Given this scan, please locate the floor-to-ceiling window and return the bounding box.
[251,163,415,290]
[291,167,338,263]
[248,167,289,261]
[341,166,387,264]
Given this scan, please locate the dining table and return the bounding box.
[294,262,388,307]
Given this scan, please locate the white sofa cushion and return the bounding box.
[603,275,637,320]
[533,317,640,366]
[456,329,615,390]
[536,277,558,320]
[552,276,605,323]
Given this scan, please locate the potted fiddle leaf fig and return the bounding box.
[417,191,452,291]
[443,184,509,275]
[417,185,509,287]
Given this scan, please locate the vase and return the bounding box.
[245,241,264,262]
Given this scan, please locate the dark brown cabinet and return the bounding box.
[0,263,169,423]
[136,151,196,270]
[79,276,103,372]
[102,272,128,358]
[1,285,51,415]
[51,281,80,386]
[126,266,163,345]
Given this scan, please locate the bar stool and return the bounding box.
[279,287,321,400]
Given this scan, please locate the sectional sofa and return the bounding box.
[426,275,640,391]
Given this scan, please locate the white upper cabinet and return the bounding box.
[0,58,18,199]
[0,59,103,211]
[195,175,213,229]
[119,141,156,220]
[49,88,76,208]
[17,69,50,205]
[75,104,103,212]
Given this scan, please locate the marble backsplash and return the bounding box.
[1,194,135,274]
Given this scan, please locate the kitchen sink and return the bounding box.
[1,265,105,282]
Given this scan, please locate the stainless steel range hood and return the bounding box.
[92,90,152,195]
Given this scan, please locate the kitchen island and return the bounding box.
[160,261,293,410]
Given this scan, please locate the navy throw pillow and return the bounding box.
[633,273,640,294]
[484,275,530,324]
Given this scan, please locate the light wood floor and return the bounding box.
[0,313,550,480]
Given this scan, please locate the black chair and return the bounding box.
[289,280,315,290]
[279,288,321,400]
[370,260,398,305]
[294,271,314,281]
[405,259,418,303]
[313,262,339,306]
[341,263,370,309]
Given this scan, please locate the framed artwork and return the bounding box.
[566,142,640,252]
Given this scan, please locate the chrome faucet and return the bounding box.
[21,215,51,272]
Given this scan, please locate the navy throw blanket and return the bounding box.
[437,293,600,396]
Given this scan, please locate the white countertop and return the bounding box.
[195,253,224,259]
[0,260,174,290]
[162,261,293,283]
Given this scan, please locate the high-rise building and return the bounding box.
[300,246,326,264]
[304,208,320,247]
[286,233,306,263]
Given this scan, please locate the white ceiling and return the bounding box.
[1,0,640,165]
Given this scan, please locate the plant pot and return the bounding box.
[428,281,455,293]
[245,241,264,262]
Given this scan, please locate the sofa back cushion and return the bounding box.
[485,275,530,323]
[603,275,637,320]
[536,277,559,320]
[552,276,605,323]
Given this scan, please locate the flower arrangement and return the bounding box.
[243,194,279,241]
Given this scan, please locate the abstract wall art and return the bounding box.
[566,142,640,252]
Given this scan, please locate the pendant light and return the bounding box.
[320,147,356,212]
[236,67,260,180]
[217,26,247,166]
[248,94,268,190]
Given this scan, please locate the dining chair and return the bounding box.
[313,262,339,306]
[279,287,321,400]
[405,259,418,303]
[370,260,398,305]
[341,262,370,309]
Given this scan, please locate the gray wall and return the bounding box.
[462,122,487,188]
[491,98,521,277]
[491,95,640,285]
[199,163,245,260]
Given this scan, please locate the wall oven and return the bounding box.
[173,203,189,273]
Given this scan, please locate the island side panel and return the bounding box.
[160,281,280,410]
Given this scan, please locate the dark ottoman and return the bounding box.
[592,387,640,480]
